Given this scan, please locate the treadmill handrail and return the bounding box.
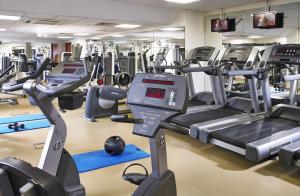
[182,66,214,73]
[283,74,300,82]
[225,70,256,76]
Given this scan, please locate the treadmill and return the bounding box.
[278,73,300,169]
[185,47,219,107]
[154,46,222,114]
[279,140,300,168]
[200,44,300,162]
[169,45,262,134]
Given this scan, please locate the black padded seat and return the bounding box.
[295,150,300,159]
[170,107,243,128]
[211,118,299,149]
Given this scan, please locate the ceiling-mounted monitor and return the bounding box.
[211,18,236,33]
[253,12,284,29]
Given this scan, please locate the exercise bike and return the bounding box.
[112,73,189,196]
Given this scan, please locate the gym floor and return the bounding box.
[0,96,299,196]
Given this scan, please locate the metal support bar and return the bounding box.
[150,129,168,179]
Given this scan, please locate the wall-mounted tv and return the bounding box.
[211,18,236,33]
[253,12,284,29]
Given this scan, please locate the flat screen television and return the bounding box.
[253,12,284,29]
[211,18,236,32]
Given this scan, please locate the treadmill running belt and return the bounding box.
[211,118,299,149]
[171,108,243,128]
[188,100,207,107]
[295,150,300,159]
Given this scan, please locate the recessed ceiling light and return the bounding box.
[74,33,90,36]
[165,0,200,4]
[0,28,7,32]
[115,24,141,29]
[58,36,72,39]
[160,27,183,31]
[112,34,125,38]
[0,15,20,21]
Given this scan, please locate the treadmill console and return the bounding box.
[127,73,188,137]
[222,46,253,63]
[269,45,300,64]
[191,47,216,62]
[48,62,87,79]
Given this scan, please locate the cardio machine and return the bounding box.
[112,73,189,196]
[167,45,262,136]
[199,44,300,162]
[155,46,220,111]
[0,59,91,195]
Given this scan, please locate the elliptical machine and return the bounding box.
[0,59,91,196]
[112,73,189,195]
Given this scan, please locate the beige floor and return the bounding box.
[0,96,299,196]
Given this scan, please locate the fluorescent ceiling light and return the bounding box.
[173,37,184,39]
[1,40,11,43]
[165,0,200,4]
[248,35,263,39]
[58,36,72,39]
[112,34,125,38]
[74,33,90,36]
[115,24,141,29]
[0,28,7,31]
[0,15,20,21]
[161,27,182,31]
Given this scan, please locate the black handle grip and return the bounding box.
[111,115,143,124]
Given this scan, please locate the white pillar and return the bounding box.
[184,10,211,93]
[184,10,205,52]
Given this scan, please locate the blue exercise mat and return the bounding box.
[73,144,150,173]
[0,119,51,134]
[0,114,46,125]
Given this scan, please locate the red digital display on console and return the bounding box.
[146,88,166,99]
[142,79,174,85]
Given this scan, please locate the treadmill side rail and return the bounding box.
[186,104,221,114]
[246,127,300,162]
[279,140,300,168]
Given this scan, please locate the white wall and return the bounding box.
[287,29,300,44]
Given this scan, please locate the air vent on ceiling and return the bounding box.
[95,22,117,27]
[34,19,62,25]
